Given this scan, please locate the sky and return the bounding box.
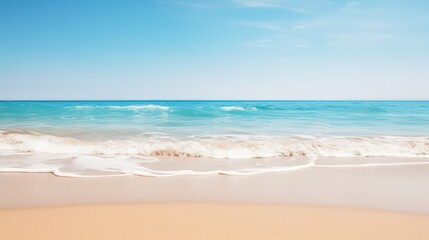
[0,0,428,100]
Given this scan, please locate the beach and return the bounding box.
[1,101,429,239]
[2,0,428,237]
[1,164,429,239]
[2,203,429,240]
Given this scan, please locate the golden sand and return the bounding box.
[1,203,428,240]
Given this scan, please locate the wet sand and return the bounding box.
[1,164,429,239]
[1,164,429,213]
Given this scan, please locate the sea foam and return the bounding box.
[0,131,428,159]
[67,105,169,110]
[221,106,256,111]
[2,101,429,177]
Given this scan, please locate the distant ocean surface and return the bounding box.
[1,100,428,177]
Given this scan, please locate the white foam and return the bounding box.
[221,106,245,111]
[1,153,428,178]
[66,105,169,110]
[0,132,428,159]
[221,106,256,111]
[115,105,169,110]
[0,152,315,177]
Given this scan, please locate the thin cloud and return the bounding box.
[245,38,276,48]
[244,35,311,49]
[232,0,283,8]
[329,32,393,46]
[293,44,312,48]
[340,1,361,12]
[234,21,286,32]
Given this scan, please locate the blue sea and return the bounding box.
[0,100,428,177]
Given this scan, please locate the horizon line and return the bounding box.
[1,99,428,102]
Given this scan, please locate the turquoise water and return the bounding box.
[0,100,428,176]
[1,100,429,137]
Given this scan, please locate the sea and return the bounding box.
[0,100,428,177]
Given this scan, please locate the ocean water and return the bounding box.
[0,100,428,177]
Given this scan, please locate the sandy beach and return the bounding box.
[2,164,429,212]
[1,164,429,239]
[1,203,429,240]
[2,0,428,237]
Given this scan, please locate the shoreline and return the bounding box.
[2,164,429,239]
[1,164,429,213]
[1,156,429,177]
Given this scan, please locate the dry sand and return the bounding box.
[1,203,429,240]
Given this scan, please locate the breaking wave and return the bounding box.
[220,106,256,111]
[0,131,428,159]
[66,105,170,110]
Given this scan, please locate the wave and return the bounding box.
[1,153,428,178]
[0,162,315,177]
[0,131,428,159]
[220,106,257,111]
[66,105,170,110]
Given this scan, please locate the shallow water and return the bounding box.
[0,100,428,176]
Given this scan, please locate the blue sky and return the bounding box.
[0,0,428,99]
